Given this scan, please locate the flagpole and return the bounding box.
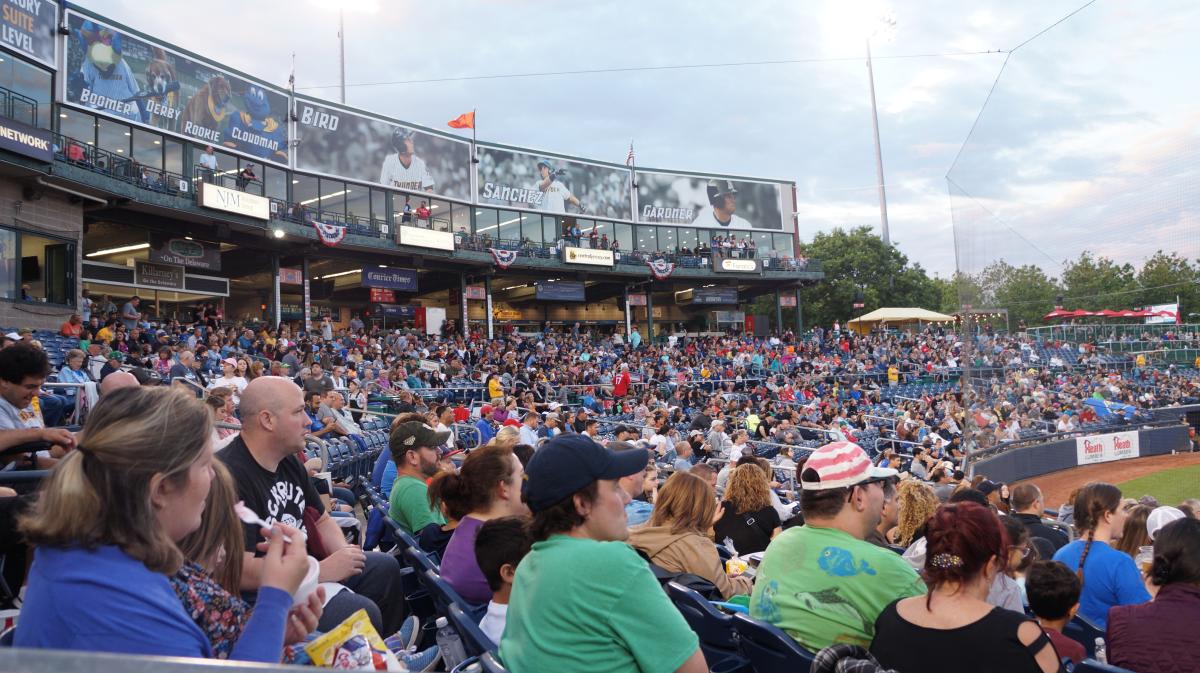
[472,108,477,163]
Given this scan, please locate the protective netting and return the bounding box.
[948,0,1200,458]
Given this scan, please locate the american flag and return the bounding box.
[626,142,635,167]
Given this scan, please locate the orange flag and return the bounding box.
[447,111,475,129]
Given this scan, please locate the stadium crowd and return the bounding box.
[1,303,1199,673]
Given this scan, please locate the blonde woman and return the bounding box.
[16,386,310,660]
[630,471,752,598]
[713,463,781,555]
[895,480,941,547]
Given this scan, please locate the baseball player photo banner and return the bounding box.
[294,97,472,201]
[62,11,290,165]
[476,146,633,221]
[635,171,785,231]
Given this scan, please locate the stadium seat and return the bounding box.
[447,602,497,656]
[424,568,486,622]
[1064,615,1104,658]
[731,612,816,673]
[1074,660,1138,673]
[666,581,744,667]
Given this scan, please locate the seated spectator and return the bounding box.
[1024,560,1085,665]
[318,389,363,438]
[475,516,534,644]
[1052,482,1149,629]
[60,313,84,338]
[870,502,1061,673]
[173,460,324,659]
[498,434,705,673]
[1010,483,1069,551]
[894,480,939,548]
[0,344,74,469]
[1113,503,1152,558]
[388,420,449,535]
[713,463,781,555]
[15,386,307,661]
[630,471,752,599]
[431,444,529,604]
[208,358,249,403]
[866,477,899,548]
[304,391,335,438]
[56,348,92,417]
[988,516,1031,613]
[219,377,406,636]
[750,441,922,652]
[1107,517,1200,673]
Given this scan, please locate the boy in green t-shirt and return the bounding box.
[751,441,925,652]
[499,434,706,673]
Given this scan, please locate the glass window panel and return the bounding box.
[19,232,74,305]
[678,227,698,253]
[658,226,678,253]
[614,222,633,252]
[96,118,129,157]
[131,128,162,170]
[497,210,520,243]
[636,226,656,252]
[772,234,792,254]
[520,213,542,244]
[0,57,52,128]
[164,139,183,175]
[475,208,498,236]
[450,203,470,234]
[429,199,451,231]
[346,183,372,223]
[292,174,319,210]
[212,149,237,182]
[58,108,95,145]
[320,179,347,217]
[371,189,389,226]
[265,166,288,201]
[0,227,16,300]
[753,231,771,257]
[542,216,558,245]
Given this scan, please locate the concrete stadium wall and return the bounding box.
[971,425,1191,484]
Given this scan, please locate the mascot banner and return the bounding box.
[63,11,291,165]
[634,170,785,231]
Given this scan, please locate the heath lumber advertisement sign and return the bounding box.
[1076,431,1140,466]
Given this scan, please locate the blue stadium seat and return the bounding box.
[1074,660,1138,673]
[1063,615,1104,659]
[447,602,497,656]
[731,612,816,673]
[666,582,743,667]
[424,568,486,622]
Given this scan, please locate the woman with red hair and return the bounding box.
[870,502,1062,673]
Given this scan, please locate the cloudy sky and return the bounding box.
[79,0,1198,277]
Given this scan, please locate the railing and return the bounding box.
[53,131,190,198]
[193,164,265,196]
[0,85,39,127]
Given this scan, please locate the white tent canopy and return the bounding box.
[847,307,955,333]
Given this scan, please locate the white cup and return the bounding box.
[293,556,320,606]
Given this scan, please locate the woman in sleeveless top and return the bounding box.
[870,502,1062,673]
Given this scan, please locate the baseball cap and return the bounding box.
[524,434,648,513]
[222,357,238,368]
[390,421,451,452]
[1147,506,1186,540]
[3,332,17,340]
[977,480,1001,497]
[800,441,897,491]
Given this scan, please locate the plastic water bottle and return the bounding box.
[435,616,468,670]
[1094,637,1107,664]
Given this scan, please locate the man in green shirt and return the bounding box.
[750,441,925,652]
[388,421,449,534]
[499,434,706,673]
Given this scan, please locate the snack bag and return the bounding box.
[304,609,400,670]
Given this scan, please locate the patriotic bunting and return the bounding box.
[311,218,346,247]
[489,247,519,269]
[647,257,675,280]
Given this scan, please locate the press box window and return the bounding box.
[12,231,75,306]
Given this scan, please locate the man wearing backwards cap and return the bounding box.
[749,441,924,652]
[498,434,706,673]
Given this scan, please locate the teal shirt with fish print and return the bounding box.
[749,524,925,652]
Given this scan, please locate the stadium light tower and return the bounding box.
[866,11,896,247]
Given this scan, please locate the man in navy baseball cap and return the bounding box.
[499,433,704,672]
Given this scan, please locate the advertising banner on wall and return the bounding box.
[562,246,613,267]
[149,233,220,271]
[295,98,472,201]
[1,0,57,67]
[0,114,51,161]
[363,267,418,292]
[636,171,784,231]
[134,260,184,290]
[694,287,739,305]
[534,280,586,302]
[477,146,632,220]
[63,12,290,164]
[1076,431,1140,466]
[711,255,762,274]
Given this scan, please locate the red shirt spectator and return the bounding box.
[1044,629,1084,665]
[60,315,84,338]
[613,368,631,397]
[416,204,431,221]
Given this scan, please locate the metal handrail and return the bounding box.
[0,85,39,127]
[54,131,190,198]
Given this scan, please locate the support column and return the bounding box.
[271,253,281,327]
[645,289,654,344]
[795,288,804,334]
[485,275,494,339]
[301,256,312,333]
[623,285,632,340]
[460,275,469,338]
[774,288,783,335]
